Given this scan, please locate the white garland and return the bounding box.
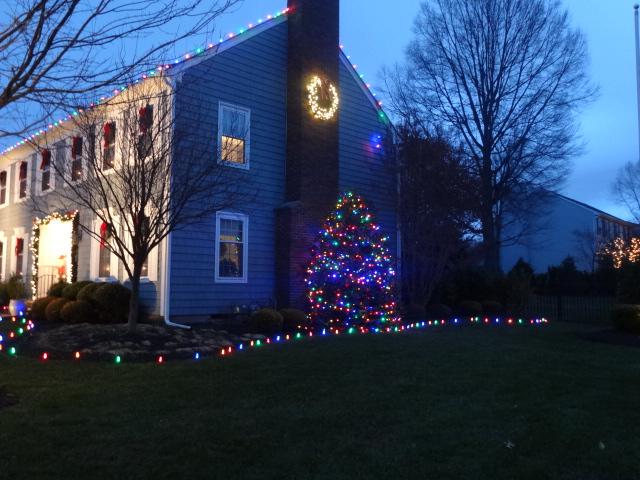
[307,75,339,121]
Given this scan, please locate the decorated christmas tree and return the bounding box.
[306,192,399,328]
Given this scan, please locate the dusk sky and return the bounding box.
[213,0,639,220]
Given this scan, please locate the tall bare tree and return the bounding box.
[33,80,249,331]
[385,0,595,271]
[0,0,241,139]
[613,161,640,224]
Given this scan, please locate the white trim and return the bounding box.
[0,231,6,281]
[13,156,32,203]
[217,102,251,170]
[215,212,249,284]
[89,215,120,282]
[0,167,9,208]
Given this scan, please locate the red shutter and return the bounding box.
[72,137,83,159]
[18,162,27,180]
[139,106,152,134]
[103,122,115,148]
[40,149,51,170]
[15,238,24,256]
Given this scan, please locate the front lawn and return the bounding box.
[1,323,639,479]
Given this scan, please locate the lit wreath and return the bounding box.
[307,75,339,121]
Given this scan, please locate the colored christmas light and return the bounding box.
[306,192,400,328]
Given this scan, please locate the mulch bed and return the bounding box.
[20,323,266,362]
[582,328,640,349]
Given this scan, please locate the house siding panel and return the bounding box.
[169,21,288,316]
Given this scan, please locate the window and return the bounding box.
[102,122,116,170]
[71,136,83,181]
[0,170,7,206]
[15,237,25,278]
[138,105,153,159]
[98,221,113,278]
[218,103,250,168]
[16,159,30,200]
[0,238,4,281]
[38,149,52,194]
[215,212,248,283]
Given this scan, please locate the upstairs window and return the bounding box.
[39,149,52,193]
[71,136,83,181]
[102,122,116,170]
[215,212,248,283]
[218,103,250,168]
[15,237,24,278]
[0,170,7,206]
[138,105,153,159]
[17,160,29,200]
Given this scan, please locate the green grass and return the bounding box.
[1,323,639,480]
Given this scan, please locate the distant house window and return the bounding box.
[0,170,7,206]
[215,212,248,283]
[218,103,250,168]
[103,122,116,170]
[39,149,52,193]
[71,136,83,181]
[138,105,153,159]
[15,237,25,278]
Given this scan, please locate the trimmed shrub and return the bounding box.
[93,283,131,324]
[405,303,426,321]
[457,300,483,317]
[77,282,102,304]
[31,296,56,322]
[0,283,8,306]
[61,301,95,324]
[611,305,640,334]
[45,298,71,322]
[427,303,453,319]
[482,301,504,316]
[47,281,68,297]
[250,308,284,334]
[280,308,309,331]
[6,275,28,299]
[62,281,95,301]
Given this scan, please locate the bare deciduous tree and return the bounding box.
[0,0,241,138]
[33,81,250,331]
[613,161,640,224]
[384,0,596,271]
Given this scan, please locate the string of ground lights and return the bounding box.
[0,315,549,365]
[1,7,388,156]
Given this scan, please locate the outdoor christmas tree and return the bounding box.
[306,192,399,328]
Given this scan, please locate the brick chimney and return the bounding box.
[276,0,341,308]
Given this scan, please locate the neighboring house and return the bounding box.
[501,193,639,273]
[0,0,397,322]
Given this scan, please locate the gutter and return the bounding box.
[161,75,190,330]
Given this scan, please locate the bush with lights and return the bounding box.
[306,192,400,328]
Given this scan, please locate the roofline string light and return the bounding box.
[0,7,291,156]
[1,315,549,364]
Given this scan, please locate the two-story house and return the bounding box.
[0,0,398,323]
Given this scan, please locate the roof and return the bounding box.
[554,192,638,227]
[1,6,389,157]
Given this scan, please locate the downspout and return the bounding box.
[162,75,190,330]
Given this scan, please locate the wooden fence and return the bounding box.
[525,295,615,325]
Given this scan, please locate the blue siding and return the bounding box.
[338,60,398,257]
[169,21,288,316]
